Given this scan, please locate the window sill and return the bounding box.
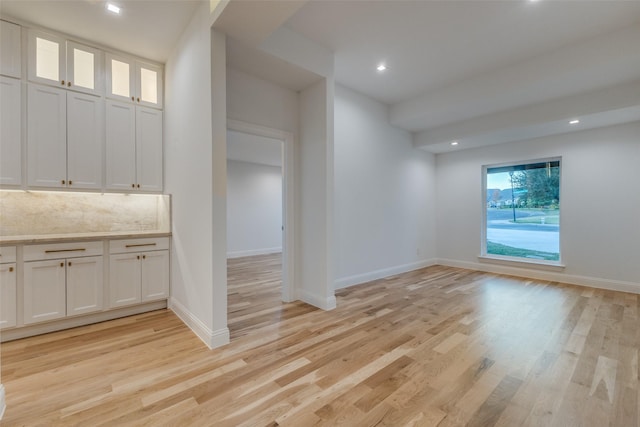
[478,255,566,272]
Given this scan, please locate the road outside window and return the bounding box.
[484,159,561,262]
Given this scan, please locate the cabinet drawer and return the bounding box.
[24,241,103,261]
[0,246,17,263]
[109,237,169,254]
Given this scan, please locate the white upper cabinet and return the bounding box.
[0,76,22,186]
[106,101,162,192]
[28,30,66,87]
[66,91,103,188]
[1,20,22,78]
[28,30,103,96]
[66,41,103,95]
[27,84,67,188]
[136,107,163,192]
[105,100,136,191]
[27,84,103,189]
[106,53,163,108]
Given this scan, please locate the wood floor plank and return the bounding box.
[1,254,639,426]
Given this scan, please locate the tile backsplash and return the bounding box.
[0,190,170,237]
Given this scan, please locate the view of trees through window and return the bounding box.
[485,160,560,261]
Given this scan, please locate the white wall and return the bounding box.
[436,121,640,291]
[227,160,282,258]
[334,85,438,288]
[227,67,299,134]
[164,4,229,348]
[298,78,335,308]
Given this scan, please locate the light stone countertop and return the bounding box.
[0,230,171,245]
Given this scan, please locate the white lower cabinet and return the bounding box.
[4,237,169,338]
[24,255,103,324]
[66,256,104,316]
[141,250,169,302]
[23,241,104,325]
[0,248,17,328]
[23,259,67,324]
[109,237,169,308]
[109,252,142,307]
[0,263,17,328]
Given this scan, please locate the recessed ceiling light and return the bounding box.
[451,141,459,146]
[376,64,387,72]
[106,3,121,14]
[569,119,580,125]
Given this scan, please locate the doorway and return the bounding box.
[226,120,295,336]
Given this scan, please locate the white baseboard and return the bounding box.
[298,289,337,311]
[169,297,230,349]
[0,384,5,420]
[1,301,167,343]
[227,247,282,259]
[437,258,640,294]
[335,258,438,290]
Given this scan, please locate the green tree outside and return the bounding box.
[512,165,560,208]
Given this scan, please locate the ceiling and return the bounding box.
[283,0,640,152]
[226,37,320,92]
[0,0,200,62]
[2,0,639,153]
[285,1,640,106]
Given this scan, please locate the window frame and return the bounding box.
[480,157,564,269]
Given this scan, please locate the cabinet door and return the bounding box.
[136,107,163,192]
[0,76,22,185]
[27,84,67,188]
[67,256,103,316]
[136,61,163,108]
[0,263,17,329]
[24,259,67,325]
[28,30,66,87]
[67,92,103,189]
[141,250,169,302]
[105,53,134,103]
[106,100,136,190]
[66,41,102,96]
[1,20,21,78]
[109,253,141,308]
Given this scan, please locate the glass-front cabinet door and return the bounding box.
[28,30,102,95]
[106,52,135,102]
[28,30,65,87]
[136,61,163,108]
[66,41,102,95]
[106,53,162,108]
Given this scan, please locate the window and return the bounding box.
[483,159,561,263]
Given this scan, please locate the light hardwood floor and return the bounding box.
[1,254,639,426]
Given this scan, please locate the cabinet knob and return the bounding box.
[137,184,140,188]
[60,262,64,267]
[9,267,13,272]
[61,80,65,86]
[131,183,135,188]
[61,179,66,185]
[69,180,73,185]
[137,255,140,260]
[68,261,72,267]
[131,96,135,101]
[142,255,146,260]
[68,81,72,87]
[137,97,140,103]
